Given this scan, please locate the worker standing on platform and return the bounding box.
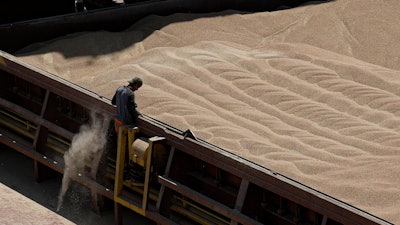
[111,77,143,133]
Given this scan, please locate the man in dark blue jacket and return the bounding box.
[111,77,143,133]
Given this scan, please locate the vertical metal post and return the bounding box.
[230,179,249,225]
[114,126,128,197]
[33,90,52,182]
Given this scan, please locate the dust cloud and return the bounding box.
[57,112,109,212]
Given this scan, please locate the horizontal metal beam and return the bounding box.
[159,175,263,225]
[0,127,114,200]
[0,52,115,118]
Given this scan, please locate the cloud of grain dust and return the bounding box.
[57,112,109,211]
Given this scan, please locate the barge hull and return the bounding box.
[0,48,392,225]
